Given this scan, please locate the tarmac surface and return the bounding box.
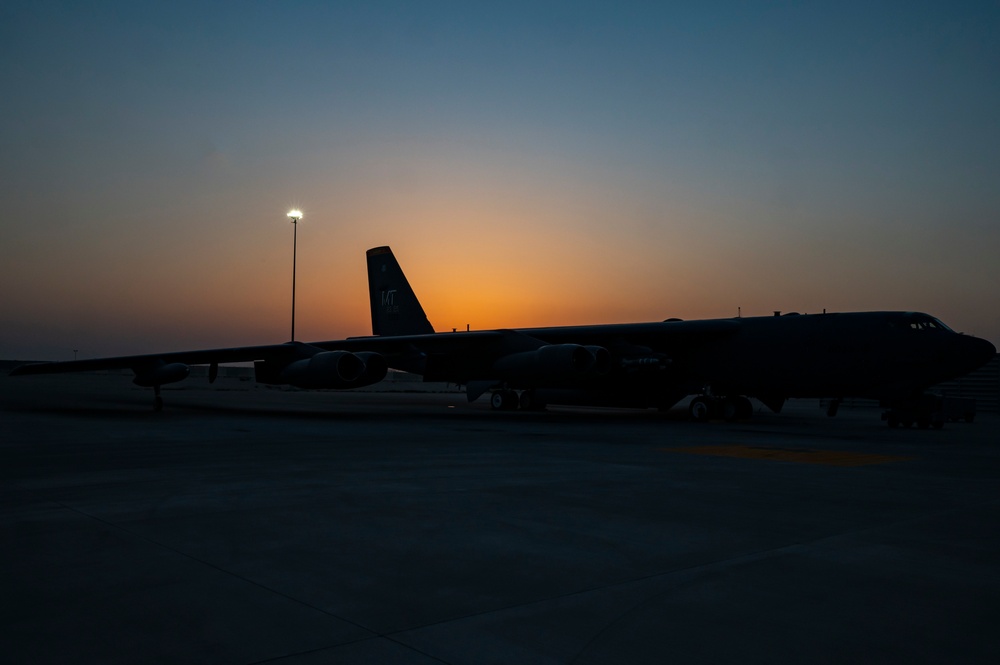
[2,372,999,664]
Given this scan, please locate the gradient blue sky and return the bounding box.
[2,1,998,359]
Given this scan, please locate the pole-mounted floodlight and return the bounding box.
[286,209,303,341]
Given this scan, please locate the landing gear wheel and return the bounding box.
[153,386,163,412]
[689,396,712,422]
[722,397,740,422]
[490,390,519,410]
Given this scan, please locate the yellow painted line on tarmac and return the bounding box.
[661,445,912,467]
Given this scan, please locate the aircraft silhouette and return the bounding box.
[11,246,995,426]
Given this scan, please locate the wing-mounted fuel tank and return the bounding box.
[132,361,190,387]
[492,343,611,382]
[256,344,388,389]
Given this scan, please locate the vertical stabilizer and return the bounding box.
[366,246,435,336]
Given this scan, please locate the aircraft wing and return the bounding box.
[7,331,515,380]
[8,344,292,376]
[9,319,737,377]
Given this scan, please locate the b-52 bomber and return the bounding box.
[11,246,995,427]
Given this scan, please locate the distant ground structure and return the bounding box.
[935,353,999,413]
[0,361,460,394]
[823,354,999,414]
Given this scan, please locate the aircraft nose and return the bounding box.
[961,335,996,373]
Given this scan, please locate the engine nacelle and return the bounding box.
[278,350,387,389]
[133,362,190,387]
[492,344,608,381]
[584,345,613,376]
[353,352,389,386]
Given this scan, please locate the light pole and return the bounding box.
[286,209,303,341]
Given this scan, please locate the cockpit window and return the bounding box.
[889,313,954,332]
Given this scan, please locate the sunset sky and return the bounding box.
[2,1,998,360]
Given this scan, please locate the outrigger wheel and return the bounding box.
[490,390,519,410]
[689,396,712,422]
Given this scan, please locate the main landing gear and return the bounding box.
[153,385,164,412]
[489,389,545,411]
[688,395,754,422]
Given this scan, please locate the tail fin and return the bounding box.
[366,246,435,336]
